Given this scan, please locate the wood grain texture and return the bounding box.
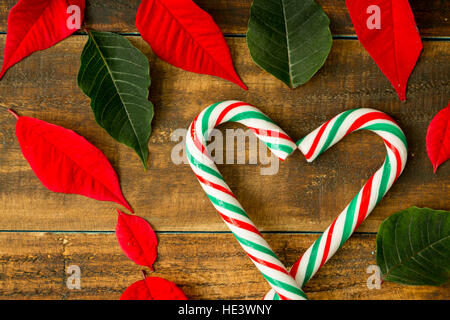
[0,36,448,232]
[0,232,448,300]
[0,0,448,36]
[0,1,448,302]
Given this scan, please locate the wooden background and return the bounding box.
[0,0,449,300]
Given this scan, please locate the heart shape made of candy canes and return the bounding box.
[186,101,407,300]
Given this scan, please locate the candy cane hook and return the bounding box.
[264,108,408,299]
[186,101,306,300]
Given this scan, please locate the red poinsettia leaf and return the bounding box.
[0,0,85,79]
[136,0,247,90]
[426,101,450,173]
[116,210,158,270]
[120,277,188,300]
[9,110,132,212]
[345,0,422,101]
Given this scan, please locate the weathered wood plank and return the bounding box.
[0,0,448,37]
[0,232,448,300]
[0,36,448,232]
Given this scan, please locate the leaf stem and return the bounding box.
[7,109,19,119]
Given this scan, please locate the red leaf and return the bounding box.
[0,0,85,79]
[116,210,158,270]
[9,110,132,212]
[136,0,246,90]
[426,100,450,173]
[120,277,188,300]
[345,0,422,101]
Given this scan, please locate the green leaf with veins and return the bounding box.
[377,207,450,286]
[78,30,154,168]
[247,0,332,88]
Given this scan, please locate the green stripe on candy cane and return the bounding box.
[265,108,408,300]
[302,234,323,287]
[317,109,356,155]
[228,111,276,124]
[207,194,249,218]
[186,148,222,180]
[340,192,360,248]
[201,102,221,139]
[265,141,295,155]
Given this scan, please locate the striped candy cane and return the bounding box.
[186,101,307,300]
[264,108,408,300]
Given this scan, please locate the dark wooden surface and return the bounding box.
[0,0,448,300]
[1,232,449,300]
[0,37,448,232]
[0,0,449,36]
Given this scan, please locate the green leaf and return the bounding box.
[246,0,332,88]
[377,207,450,286]
[78,30,154,168]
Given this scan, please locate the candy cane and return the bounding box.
[185,101,307,300]
[264,108,408,300]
